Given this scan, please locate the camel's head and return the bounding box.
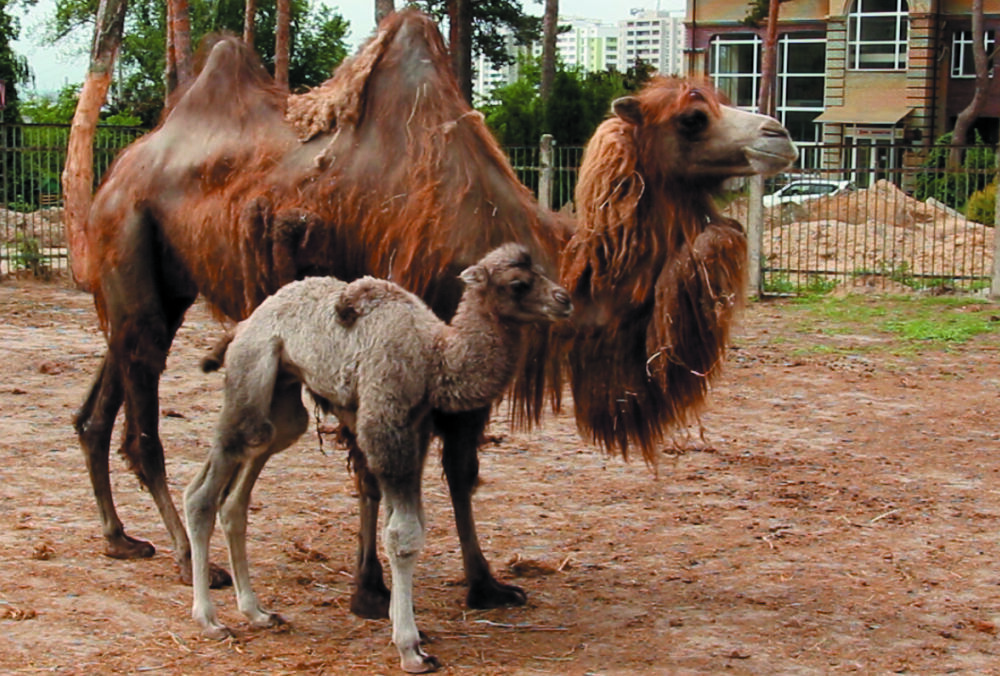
[613,78,798,185]
[460,244,573,324]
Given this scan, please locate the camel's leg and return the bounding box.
[358,408,438,674]
[93,209,228,587]
[437,408,527,609]
[348,444,391,619]
[184,441,247,639]
[74,354,145,558]
[380,479,438,673]
[185,345,298,638]
[221,380,308,630]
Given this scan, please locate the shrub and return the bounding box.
[965,182,996,226]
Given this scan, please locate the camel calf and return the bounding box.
[184,244,571,673]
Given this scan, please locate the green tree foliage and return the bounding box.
[50,0,348,126]
[0,0,32,122]
[482,56,652,146]
[416,0,541,68]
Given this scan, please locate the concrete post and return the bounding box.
[539,134,554,210]
[992,150,1000,299]
[747,174,765,298]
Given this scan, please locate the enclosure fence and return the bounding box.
[1,126,997,297]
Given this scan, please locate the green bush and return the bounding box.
[913,132,995,212]
[965,182,996,226]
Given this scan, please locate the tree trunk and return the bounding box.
[950,0,993,168]
[244,0,256,45]
[540,0,558,102]
[166,0,193,95]
[62,0,127,289]
[375,0,394,26]
[757,0,780,117]
[274,0,290,90]
[448,0,473,103]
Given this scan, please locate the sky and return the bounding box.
[12,0,686,95]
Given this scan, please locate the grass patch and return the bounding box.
[772,294,999,355]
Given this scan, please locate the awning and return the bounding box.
[814,99,913,125]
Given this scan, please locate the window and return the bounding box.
[708,32,826,144]
[709,33,761,109]
[952,30,996,78]
[847,0,908,70]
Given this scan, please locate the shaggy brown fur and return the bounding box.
[68,9,794,612]
[562,80,749,460]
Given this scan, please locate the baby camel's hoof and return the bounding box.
[252,612,288,630]
[401,653,440,674]
[201,624,234,641]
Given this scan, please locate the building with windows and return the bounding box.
[472,9,688,103]
[556,17,620,72]
[619,10,687,75]
[686,0,1000,174]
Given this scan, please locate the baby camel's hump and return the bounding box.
[252,275,441,411]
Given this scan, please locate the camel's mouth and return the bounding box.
[744,145,799,176]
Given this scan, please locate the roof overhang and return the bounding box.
[815,99,913,125]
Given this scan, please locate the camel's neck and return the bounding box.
[429,292,524,413]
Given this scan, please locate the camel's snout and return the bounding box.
[552,287,573,317]
[760,119,792,140]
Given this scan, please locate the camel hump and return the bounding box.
[335,277,412,327]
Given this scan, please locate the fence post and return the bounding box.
[539,134,554,210]
[993,150,1000,299]
[747,174,765,298]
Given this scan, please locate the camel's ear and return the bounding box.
[612,96,643,126]
[460,264,488,287]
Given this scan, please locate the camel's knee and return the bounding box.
[383,498,425,560]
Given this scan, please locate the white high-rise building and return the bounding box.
[618,10,685,76]
[555,18,620,73]
[471,9,687,102]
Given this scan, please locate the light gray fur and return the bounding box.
[183,243,571,673]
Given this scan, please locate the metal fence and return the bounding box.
[738,141,998,294]
[0,123,144,277]
[1,128,997,297]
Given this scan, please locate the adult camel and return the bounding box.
[69,10,796,614]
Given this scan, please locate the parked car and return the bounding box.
[763,178,855,208]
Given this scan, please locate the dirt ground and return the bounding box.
[2,279,999,675]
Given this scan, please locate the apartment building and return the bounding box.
[686,0,1000,157]
[473,9,688,102]
[620,9,686,75]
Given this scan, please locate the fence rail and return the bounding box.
[1,127,997,297]
[0,123,144,278]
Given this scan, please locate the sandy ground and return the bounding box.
[2,279,1000,675]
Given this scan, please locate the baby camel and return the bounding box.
[183,243,571,673]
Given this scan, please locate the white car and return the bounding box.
[763,179,854,208]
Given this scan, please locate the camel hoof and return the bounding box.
[104,533,156,560]
[350,585,390,619]
[252,611,287,630]
[401,653,440,674]
[202,623,234,641]
[466,577,527,610]
[176,561,233,589]
[208,563,233,589]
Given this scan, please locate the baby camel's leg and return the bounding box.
[185,434,253,639]
[184,335,284,638]
[220,379,308,629]
[359,408,438,674]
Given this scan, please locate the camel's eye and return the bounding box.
[677,108,710,137]
[509,279,531,297]
[688,89,708,103]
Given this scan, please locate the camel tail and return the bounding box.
[201,334,235,373]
